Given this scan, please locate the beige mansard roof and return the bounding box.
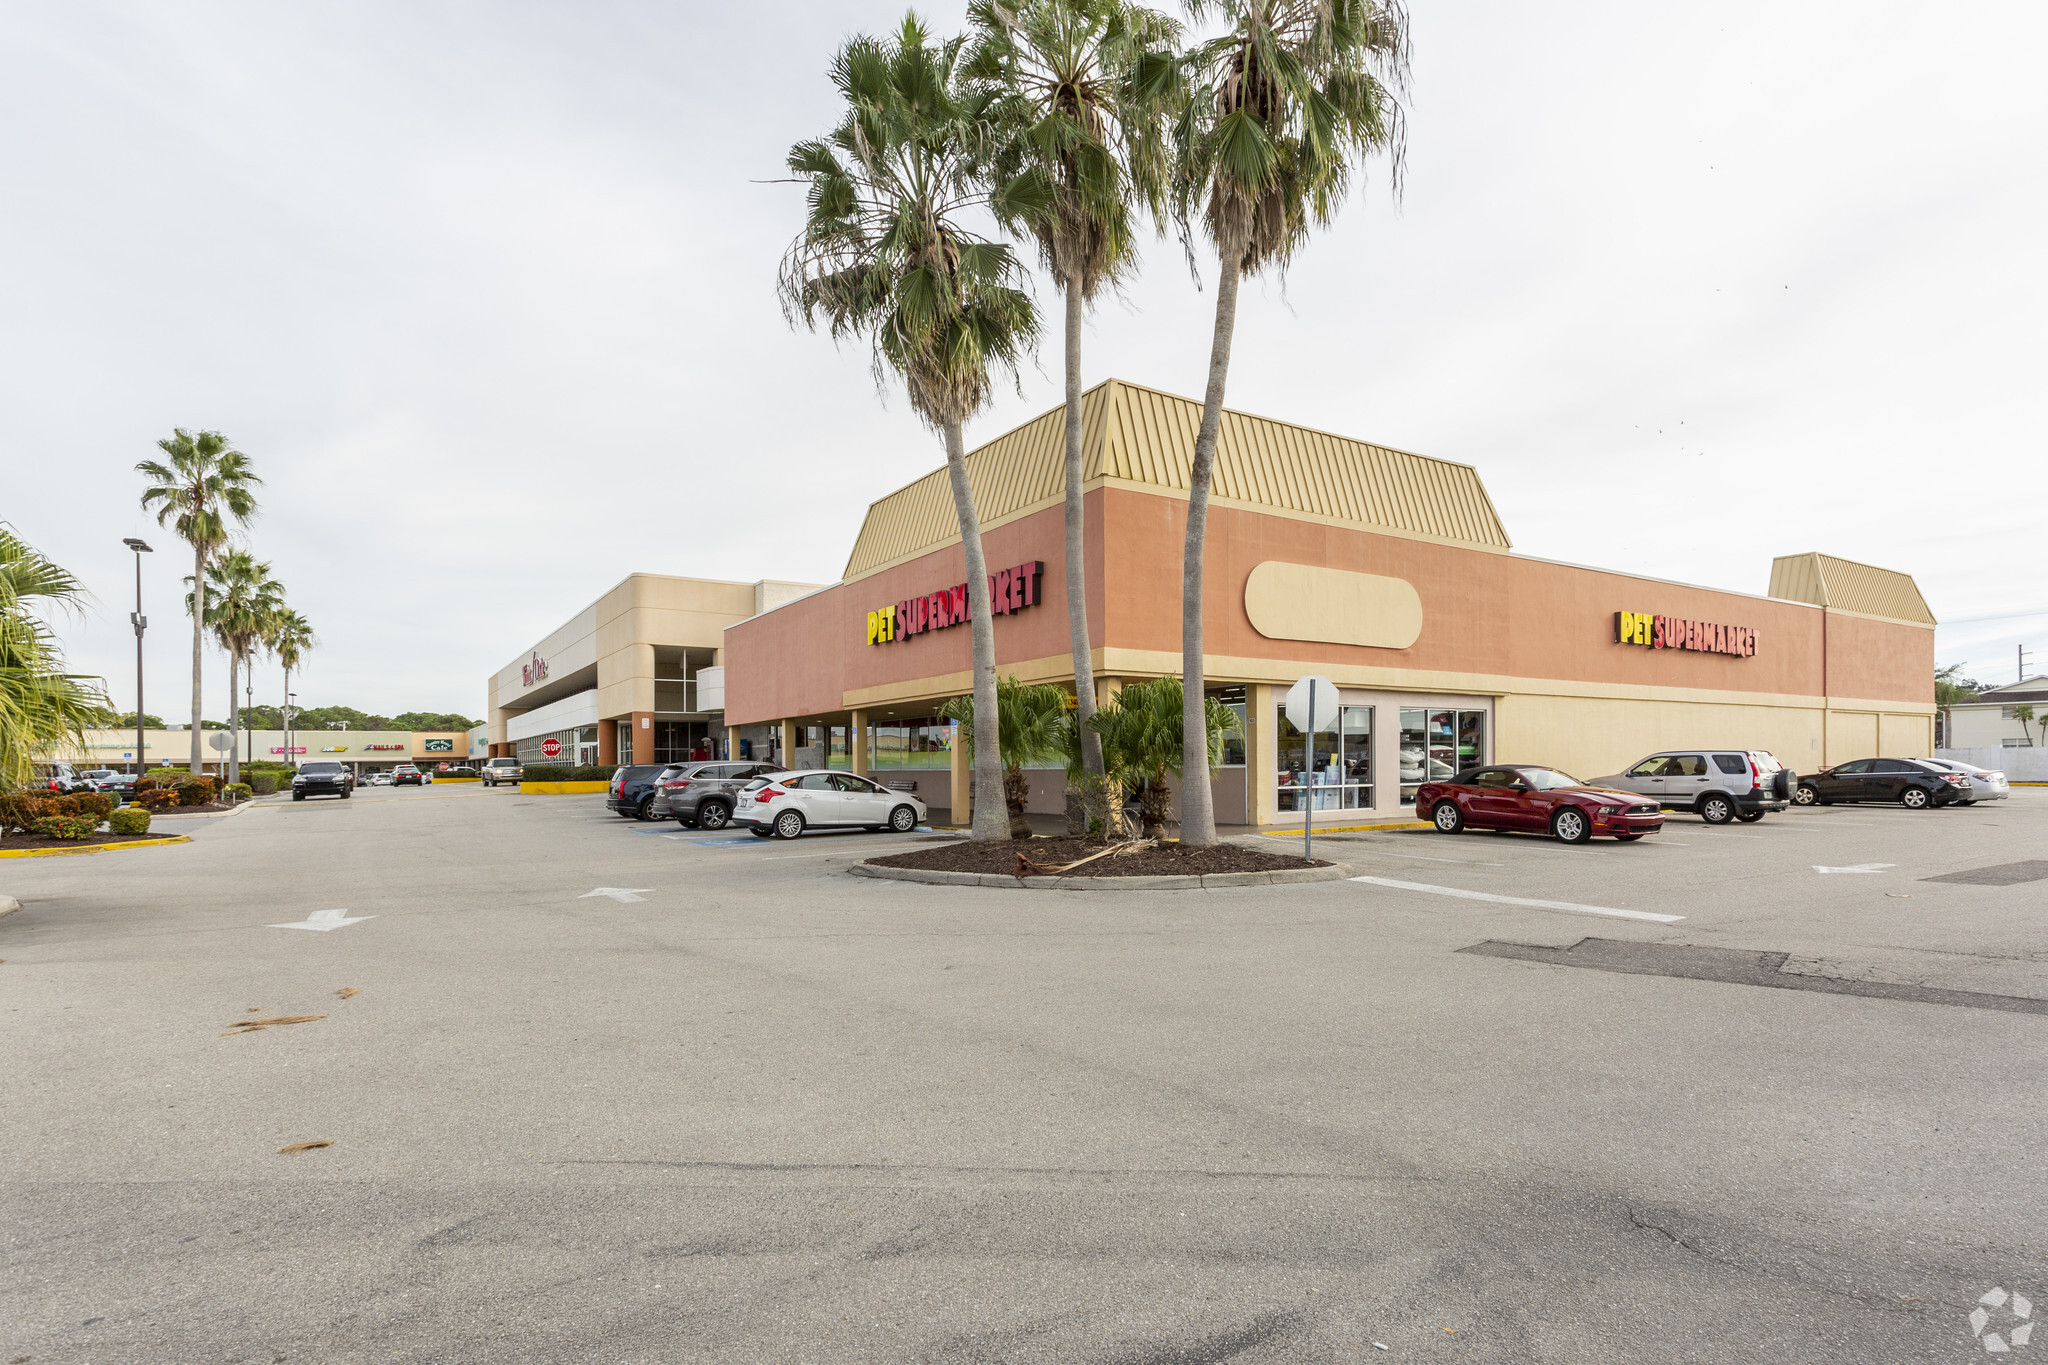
[841,379,1513,580]
[1768,552,1937,626]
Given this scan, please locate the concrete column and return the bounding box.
[850,710,869,777]
[948,718,970,827]
[780,718,798,771]
[630,711,654,765]
[1247,684,1277,827]
[597,718,618,766]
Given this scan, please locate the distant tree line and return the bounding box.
[115,707,481,732]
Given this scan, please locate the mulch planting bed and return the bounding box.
[0,829,181,851]
[867,837,1329,878]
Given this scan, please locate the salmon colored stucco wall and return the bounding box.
[1823,610,1935,705]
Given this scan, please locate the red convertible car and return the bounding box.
[1415,765,1665,844]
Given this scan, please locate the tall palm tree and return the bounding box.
[0,525,112,792]
[1167,0,1408,842]
[779,13,1041,841]
[1087,675,1239,839]
[940,676,1073,837]
[188,551,284,786]
[966,0,1180,792]
[138,430,261,772]
[265,609,314,769]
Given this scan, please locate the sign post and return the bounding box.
[1284,675,1339,863]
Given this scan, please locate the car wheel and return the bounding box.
[292,793,304,801]
[1736,810,1764,823]
[888,804,917,833]
[773,809,805,840]
[1699,794,1735,825]
[1793,783,1823,806]
[635,798,656,822]
[1431,801,1465,834]
[1901,786,1932,810]
[749,827,775,838]
[340,790,350,800]
[1551,808,1592,844]
[697,801,731,831]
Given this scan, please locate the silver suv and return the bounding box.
[480,757,523,787]
[1588,750,1794,824]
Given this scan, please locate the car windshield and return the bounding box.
[1519,768,1581,790]
[302,762,343,774]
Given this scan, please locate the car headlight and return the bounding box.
[1598,805,1620,814]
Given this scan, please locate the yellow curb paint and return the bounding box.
[0,835,193,859]
[1259,821,1432,836]
[518,781,611,795]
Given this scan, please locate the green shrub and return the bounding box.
[246,772,280,795]
[570,765,619,782]
[33,814,98,841]
[223,782,252,803]
[175,776,217,807]
[108,807,151,836]
[522,764,572,782]
[0,791,56,831]
[57,792,114,821]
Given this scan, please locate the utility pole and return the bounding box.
[122,538,153,775]
[2022,644,2034,684]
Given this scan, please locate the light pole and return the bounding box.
[245,673,255,770]
[285,690,297,769]
[122,538,152,775]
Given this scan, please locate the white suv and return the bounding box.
[1588,750,1793,824]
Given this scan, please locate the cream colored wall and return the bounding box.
[1494,694,1833,781]
[1826,709,1879,764]
[1947,705,2035,749]
[592,575,764,720]
[1880,711,1932,756]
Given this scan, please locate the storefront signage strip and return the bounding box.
[868,560,1044,645]
[1616,611,1756,657]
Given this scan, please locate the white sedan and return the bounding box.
[1919,758,2009,804]
[736,770,927,839]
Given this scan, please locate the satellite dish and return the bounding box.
[207,731,235,752]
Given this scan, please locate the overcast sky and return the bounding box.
[5,0,2044,722]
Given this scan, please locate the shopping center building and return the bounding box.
[492,379,1937,827]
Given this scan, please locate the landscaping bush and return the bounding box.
[109,807,151,836]
[570,765,618,782]
[174,776,217,807]
[33,814,98,841]
[136,768,184,792]
[246,772,280,795]
[134,788,180,812]
[223,782,252,803]
[521,764,572,782]
[57,792,114,821]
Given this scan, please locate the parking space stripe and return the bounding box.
[1349,875,1685,923]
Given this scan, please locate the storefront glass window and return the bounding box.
[1208,685,1247,767]
[1401,707,1486,799]
[1278,705,1372,811]
[870,718,952,769]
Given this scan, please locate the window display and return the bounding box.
[1279,704,1372,811]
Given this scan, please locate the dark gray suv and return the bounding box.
[650,761,783,830]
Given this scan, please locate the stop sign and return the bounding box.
[540,738,562,758]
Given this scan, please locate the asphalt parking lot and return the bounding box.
[3,783,2044,1362]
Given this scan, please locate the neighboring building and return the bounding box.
[46,728,484,775]
[496,379,1938,826]
[1942,677,2048,749]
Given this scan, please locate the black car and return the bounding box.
[291,761,355,801]
[649,761,783,829]
[1794,758,1971,810]
[605,764,672,820]
[392,765,430,786]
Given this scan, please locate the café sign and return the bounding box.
[868,560,1044,645]
[1615,610,1757,657]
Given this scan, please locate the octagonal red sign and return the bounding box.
[540,738,562,758]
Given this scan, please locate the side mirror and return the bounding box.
[1511,781,1532,792]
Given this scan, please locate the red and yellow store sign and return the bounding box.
[869,561,1044,645]
[1616,610,1756,657]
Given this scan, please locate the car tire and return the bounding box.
[888,805,917,833]
[1698,794,1735,824]
[293,793,304,801]
[1431,801,1465,834]
[1736,809,1765,823]
[340,790,350,800]
[1551,807,1592,844]
[1901,786,1932,810]
[1793,783,1824,806]
[749,827,774,839]
[635,798,657,822]
[773,809,805,840]
[1616,833,1645,842]
[697,801,731,831]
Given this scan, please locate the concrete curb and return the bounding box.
[0,835,194,859]
[848,861,1353,891]
[153,797,263,822]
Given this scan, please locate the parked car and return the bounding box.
[31,762,89,794]
[736,770,928,839]
[81,769,138,796]
[1415,764,1665,844]
[606,764,673,820]
[391,764,432,786]
[361,771,395,787]
[480,757,523,787]
[650,761,785,829]
[1916,758,2009,805]
[1588,749,1793,824]
[291,760,354,801]
[1795,758,1971,809]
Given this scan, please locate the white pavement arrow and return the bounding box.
[579,887,652,903]
[269,908,376,932]
[1813,863,1896,875]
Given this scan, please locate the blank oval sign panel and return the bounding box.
[1243,562,1423,650]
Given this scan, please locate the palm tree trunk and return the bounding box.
[1179,256,1241,845]
[1061,272,1104,785]
[942,418,1008,841]
[189,544,206,772]
[225,648,240,786]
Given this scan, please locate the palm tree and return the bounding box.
[1088,675,1239,839]
[941,676,1073,837]
[265,609,314,769]
[779,14,1041,841]
[966,0,1180,794]
[0,525,113,793]
[138,430,261,772]
[1167,0,1409,842]
[188,551,284,786]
